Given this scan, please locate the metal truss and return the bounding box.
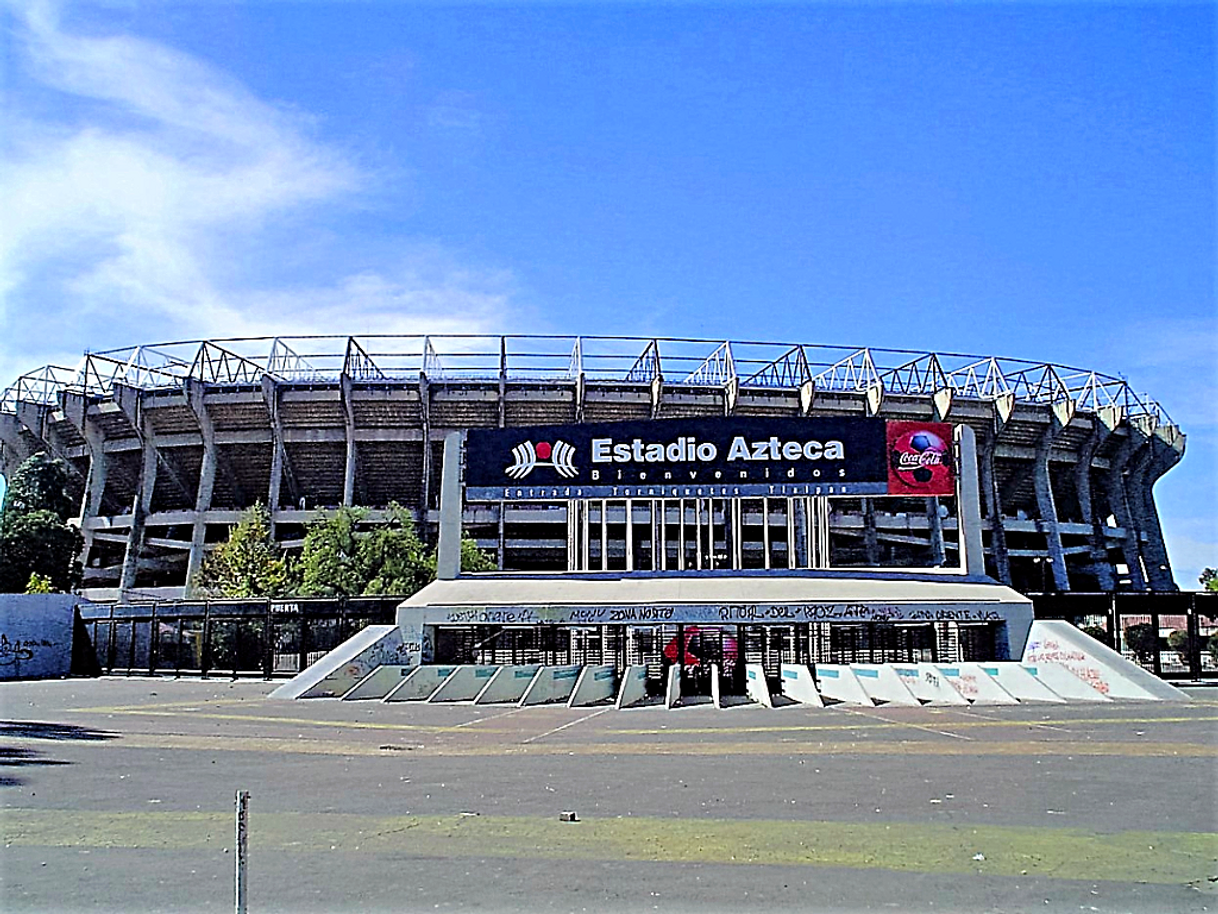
[683,342,736,386]
[0,335,1176,427]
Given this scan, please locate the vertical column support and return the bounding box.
[61,390,108,573]
[926,498,946,566]
[1107,428,1148,591]
[955,424,986,578]
[791,497,807,568]
[862,498,880,565]
[978,426,1011,584]
[339,373,357,507]
[1033,423,1070,591]
[185,379,217,591]
[1128,424,1182,591]
[1075,414,1117,590]
[436,432,464,580]
[419,371,432,532]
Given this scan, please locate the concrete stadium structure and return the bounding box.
[0,335,1184,597]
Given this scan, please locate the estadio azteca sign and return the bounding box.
[465,417,954,501]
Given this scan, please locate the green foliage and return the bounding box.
[1122,622,1159,664]
[1200,568,1217,593]
[298,506,375,597]
[1208,633,1218,666]
[25,572,53,594]
[0,452,83,593]
[196,504,295,598]
[358,505,434,597]
[2,452,75,522]
[1166,630,1191,665]
[461,537,497,573]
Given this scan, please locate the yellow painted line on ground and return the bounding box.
[46,732,1218,759]
[5,808,1214,885]
[610,714,1218,736]
[63,709,450,733]
[70,697,262,713]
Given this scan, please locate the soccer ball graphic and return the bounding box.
[890,427,952,492]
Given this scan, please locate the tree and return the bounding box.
[298,506,372,597]
[1200,568,1217,593]
[25,572,53,594]
[1166,630,1191,666]
[0,453,82,593]
[195,504,295,598]
[1079,624,1110,646]
[1122,622,1159,665]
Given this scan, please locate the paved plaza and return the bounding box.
[2,677,1216,913]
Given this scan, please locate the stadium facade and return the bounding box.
[0,335,1184,597]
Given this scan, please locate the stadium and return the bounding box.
[0,334,1184,602]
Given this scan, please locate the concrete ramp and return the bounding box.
[815,664,874,706]
[1024,663,1110,702]
[342,665,413,701]
[745,663,773,708]
[520,665,581,706]
[476,665,541,704]
[569,665,617,707]
[269,625,405,700]
[616,665,649,709]
[1023,620,1189,701]
[977,663,1066,703]
[851,664,920,706]
[385,665,458,702]
[429,665,500,702]
[779,664,824,707]
[937,664,1019,705]
[892,664,968,705]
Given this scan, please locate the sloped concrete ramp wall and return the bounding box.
[745,663,773,708]
[569,665,616,707]
[270,625,405,699]
[779,664,824,706]
[976,662,1066,703]
[937,664,1019,705]
[476,665,541,704]
[520,665,581,706]
[386,665,457,702]
[815,664,873,706]
[851,664,920,706]
[1023,620,1189,701]
[342,665,412,700]
[430,665,500,702]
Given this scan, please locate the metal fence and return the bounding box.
[1030,592,1218,680]
[78,597,401,678]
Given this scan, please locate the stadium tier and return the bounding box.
[0,336,1183,597]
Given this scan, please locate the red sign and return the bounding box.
[886,421,955,496]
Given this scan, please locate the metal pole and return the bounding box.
[235,789,250,914]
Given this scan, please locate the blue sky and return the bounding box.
[1,1,1214,586]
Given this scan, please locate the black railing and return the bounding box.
[77,597,401,679]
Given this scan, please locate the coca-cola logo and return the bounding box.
[887,423,954,493]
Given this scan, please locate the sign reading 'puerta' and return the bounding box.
[464,417,955,502]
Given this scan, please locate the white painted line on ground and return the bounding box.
[521,708,613,745]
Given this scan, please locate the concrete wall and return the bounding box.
[0,594,80,680]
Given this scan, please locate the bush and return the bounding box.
[1122,622,1158,664]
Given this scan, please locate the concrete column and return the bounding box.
[862,498,879,565]
[926,497,946,567]
[0,413,36,472]
[978,429,1011,585]
[185,379,217,591]
[791,497,808,568]
[339,374,357,507]
[1107,428,1148,591]
[436,432,463,580]
[1033,423,1070,591]
[955,425,986,578]
[1127,425,1182,591]
[1074,416,1117,591]
[61,391,107,571]
[419,372,432,526]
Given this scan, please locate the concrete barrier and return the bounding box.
[0,594,80,680]
[1023,663,1110,702]
[710,663,723,708]
[475,665,541,704]
[385,665,458,702]
[744,663,773,708]
[976,662,1066,703]
[520,665,582,706]
[1023,620,1189,701]
[616,665,649,709]
[938,663,1019,705]
[886,664,963,705]
[665,664,681,708]
[779,664,824,706]
[569,665,617,707]
[342,665,414,700]
[429,665,500,702]
[271,625,405,700]
[851,664,920,706]
[814,664,874,705]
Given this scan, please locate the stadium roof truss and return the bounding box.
[0,335,1176,430]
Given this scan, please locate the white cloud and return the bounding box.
[0,0,515,386]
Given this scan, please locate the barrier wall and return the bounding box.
[815,664,873,705]
[270,625,405,699]
[1022,620,1189,701]
[745,663,773,708]
[779,664,824,706]
[616,665,649,709]
[0,594,79,680]
[710,663,723,708]
[977,663,1066,703]
[892,664,968,705]
[665,665,681,708]
[939,664,1018,705]
[476,665,541,704]
[385,665,457,702]
[342,665,413,700]
[430,665,500,702]
[851,664,920,706]
[520,665,581,706]
[569,665,617,707]
[1023,663,1110,701]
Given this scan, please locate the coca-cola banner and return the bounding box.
[465,417,955,501]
